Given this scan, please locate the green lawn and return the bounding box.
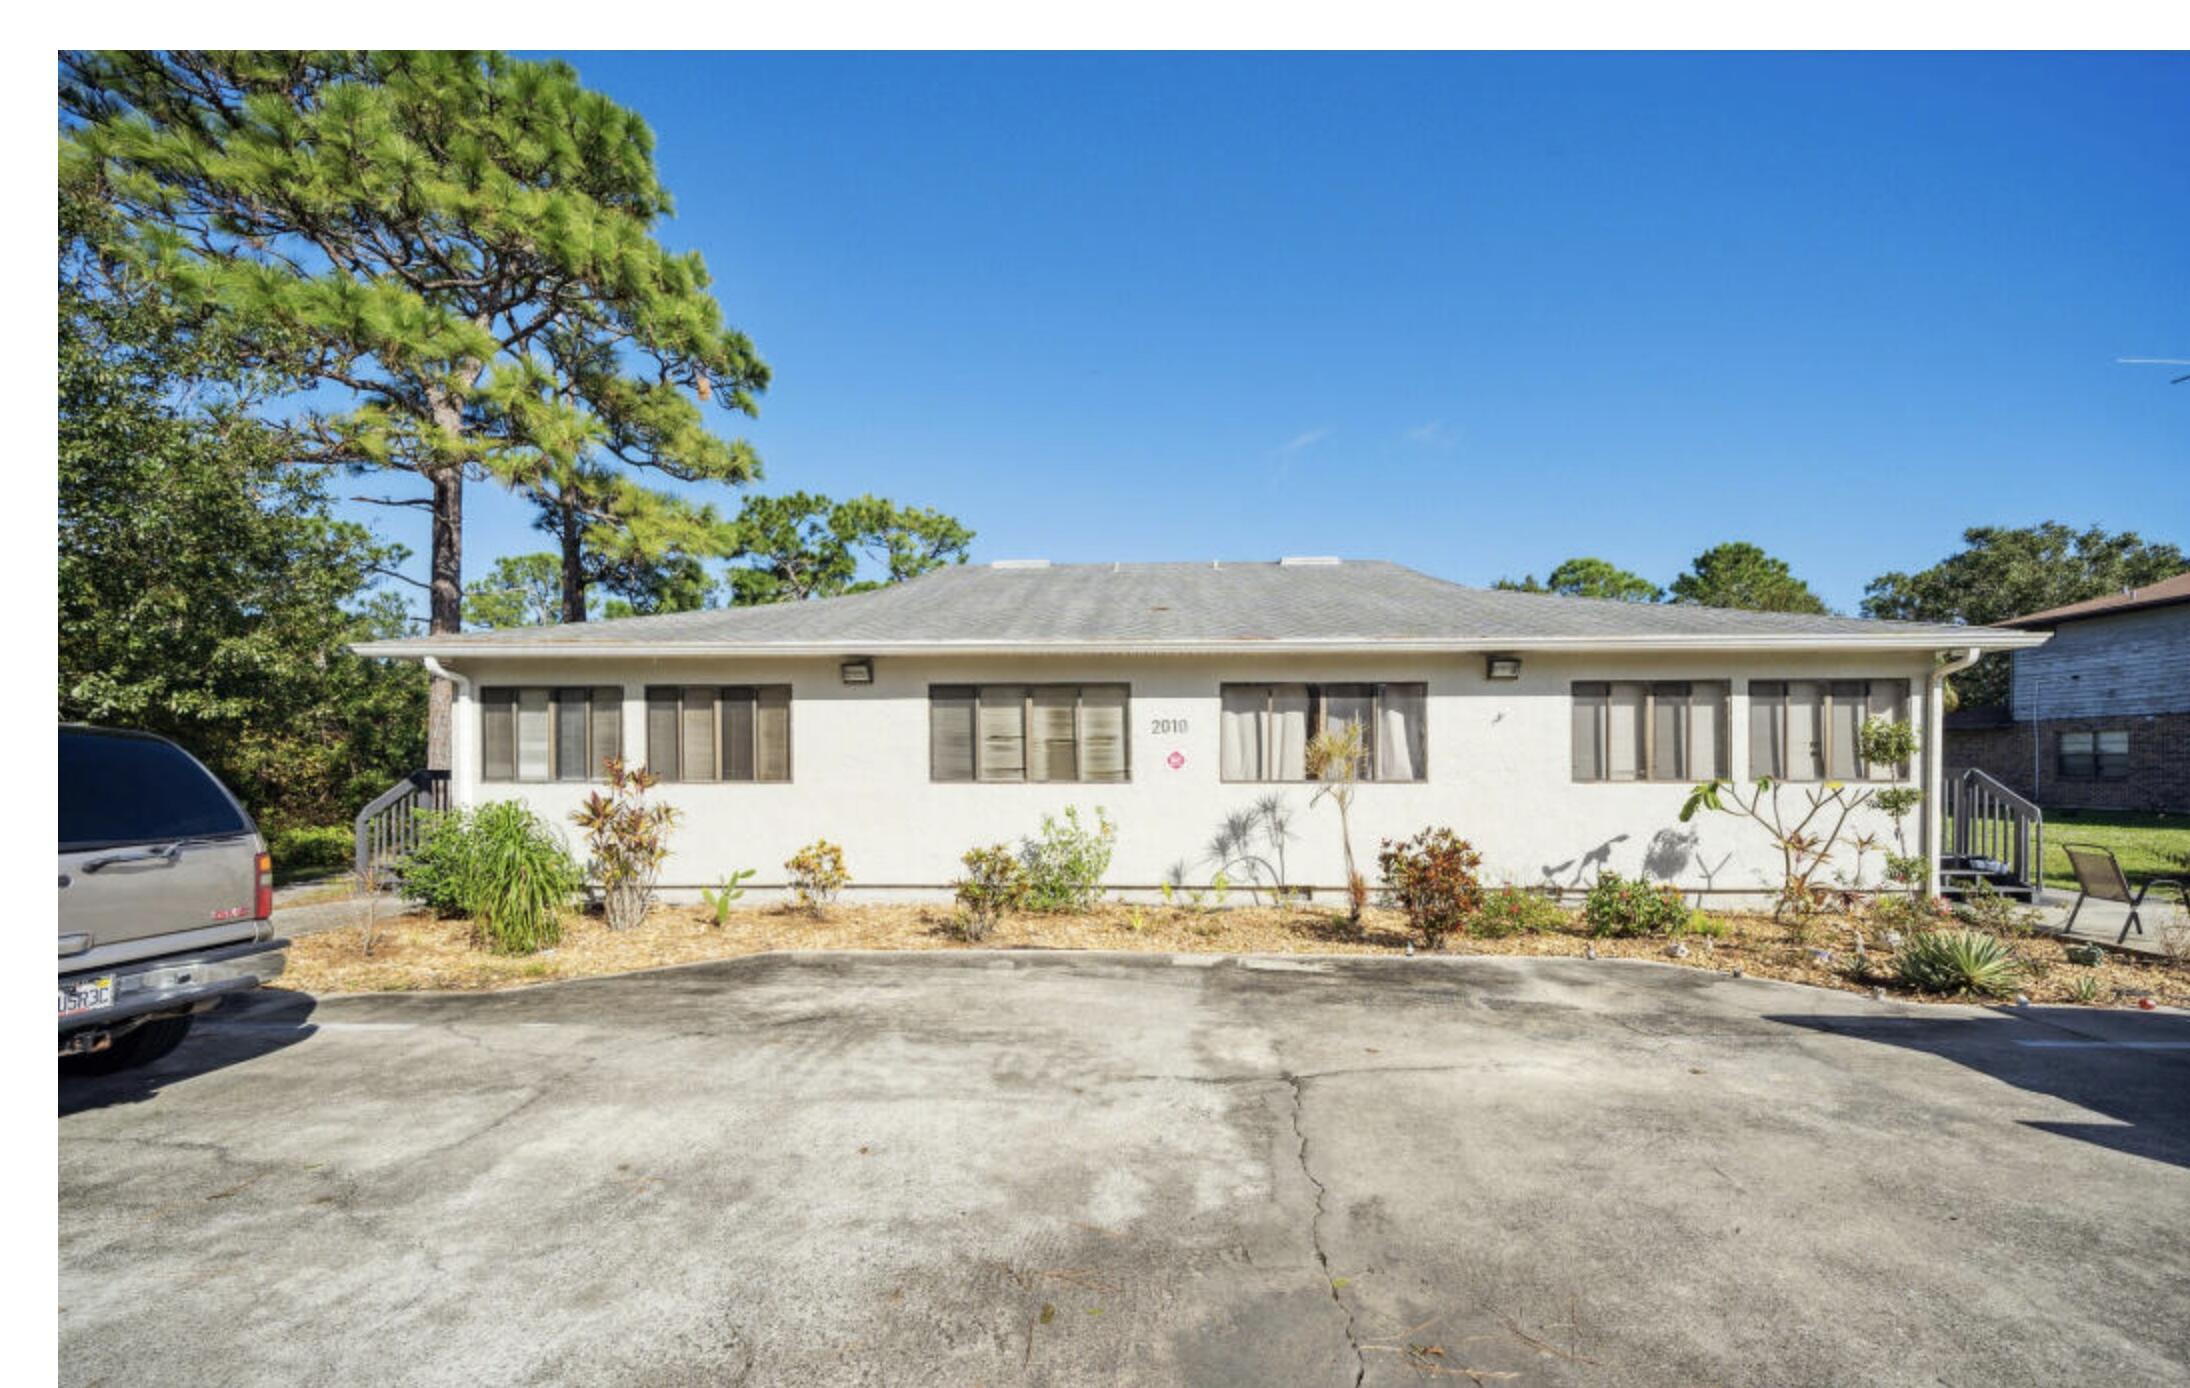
[2041,809,2190,893]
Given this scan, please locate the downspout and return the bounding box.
[422,657,473,809]
[1925,647,1985,898]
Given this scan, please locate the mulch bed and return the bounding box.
[272,900,2190,1008]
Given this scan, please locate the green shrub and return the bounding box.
[402,803,581,953]
[1895,929,2023,997]
[1952,879,2042,937]
[268,824,352,878]
[1020,807,1116,912]
[786,839,850,916]
[1675,910,1728,939]
[1471,884,1567,938]
[1377,829,1485,947]
[1582,872,1691,937]
[1870,891,1954,932]
[400,810,480,917]
[952,844,1030,941]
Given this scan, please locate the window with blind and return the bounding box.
[1219,683,1427,782]
[480,687,624,783]
[1570,682,1727,782]
[2057,729,2129,780]
[929,685,1130,783]
[1747,679,1910,781]
[645,686,792,782]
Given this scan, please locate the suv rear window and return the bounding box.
[60,730,249,851]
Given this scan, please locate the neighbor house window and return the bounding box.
[1571,682,1728,782]
[480,687,623,783]
[929,685,1130,782]
[2057,729,2129,780]
[1219,683,1426,782]
[1748,679,1910,781]
[644,686,791,782]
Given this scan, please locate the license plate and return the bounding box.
[59,975,114,1018]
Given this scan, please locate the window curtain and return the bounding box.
[756,687,791,782]
[679,687,718,782]
[1571,683,1606,780]
[589,687,622,776]
[1606,683,1644,780]
[930,687,976,781]
[1785,682,1825,781]
[516,688,552,781]
[1028,687,1078,783]
[978,687,1027,781]
[482,690,516,781]
[1377,683,1426,782]
[1079,686,1128,782]
[1689,683,1726,780]
[1220,685,1268,780]
[646,687,680,781]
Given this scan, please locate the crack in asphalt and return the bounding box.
[1281,1071,1367,1388]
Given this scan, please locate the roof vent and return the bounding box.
[1279,555,1342,567]
[990,559,1051,570]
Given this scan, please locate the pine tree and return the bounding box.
[61,51,767,765]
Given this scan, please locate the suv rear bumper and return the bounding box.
[58,937,288,1035]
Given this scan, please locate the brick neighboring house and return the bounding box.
[1945,571,2190,812]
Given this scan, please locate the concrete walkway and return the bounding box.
[2035,892,2187,959]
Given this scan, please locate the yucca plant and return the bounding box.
[1894,929,2023,998]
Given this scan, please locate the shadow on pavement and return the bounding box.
[59,989,319,1117]
[1773,1008,2190,1171]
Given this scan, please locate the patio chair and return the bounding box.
[2060,842,2188,946]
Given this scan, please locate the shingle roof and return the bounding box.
[353,559,2047,657]
[2001,571,2190,628]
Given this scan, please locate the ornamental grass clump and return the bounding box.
[1376,828,1485,948]
[1895,929,2023,998]
[403,802,583,954]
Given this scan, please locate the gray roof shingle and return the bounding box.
[354,559,2044,656]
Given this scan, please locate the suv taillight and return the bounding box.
[254,852,273,921]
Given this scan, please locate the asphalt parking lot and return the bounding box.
[59,953,2190,1386]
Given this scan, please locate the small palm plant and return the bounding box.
[1306,721,1369,928]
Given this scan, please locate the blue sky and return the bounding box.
[353,52,2187,615]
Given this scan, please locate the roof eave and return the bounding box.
[352,630,2050,660]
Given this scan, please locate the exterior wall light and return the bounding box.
[840,659,874,685]
[1485,655,1522,681]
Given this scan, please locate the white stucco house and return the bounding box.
[354,558,2047,904]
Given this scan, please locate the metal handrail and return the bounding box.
[353,769,452,880]
[1942,766,2045,906]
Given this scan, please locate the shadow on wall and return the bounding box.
[60,989,319,1118]
[1540,834,1628,892]
[1771,1009,2190,1172]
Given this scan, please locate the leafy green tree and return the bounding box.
[725,493,974,604]
[60,223,424,828]
[464,554,566,630]
[1493,557,1663,602]
[522,461,732,621]
[1668,542,1830,614]
[61,50,769,766]
[1864,523,2186,706]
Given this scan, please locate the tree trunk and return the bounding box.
[559,507,587,623]
[425,464,463,771]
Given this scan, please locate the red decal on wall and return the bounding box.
[1166,750,1186,770]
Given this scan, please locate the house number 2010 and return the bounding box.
[1150,718,1190,735]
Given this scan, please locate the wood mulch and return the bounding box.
[271,899,2190,1009]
